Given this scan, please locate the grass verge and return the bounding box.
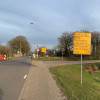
[36,57,67,61]
[49,64,100,100]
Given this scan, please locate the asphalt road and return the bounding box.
[43,60,100,68]
[0,56,31,100]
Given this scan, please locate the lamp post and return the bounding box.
[30,22,39,59]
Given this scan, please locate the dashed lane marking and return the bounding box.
[24,75,27,79]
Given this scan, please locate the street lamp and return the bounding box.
[30,22,34,24]
[30,22,39,59]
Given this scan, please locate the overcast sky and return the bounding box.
[0,0,100,50]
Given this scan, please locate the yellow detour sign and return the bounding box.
[73,32,91,55]
[41,48,46,52]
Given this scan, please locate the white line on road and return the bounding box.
[24,75,27,79]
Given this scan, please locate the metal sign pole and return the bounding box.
[37,51,38,59]
[62,49,63,61]
[81,54,82,84]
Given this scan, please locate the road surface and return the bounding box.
[0,56,31,100]
[0,57,100,100]
[43,60,100,68]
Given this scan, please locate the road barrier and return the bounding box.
[0,54,7,60]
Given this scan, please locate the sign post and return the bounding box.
[41,48,46,57]
[73,32,91,84]
[81,54,82,84]
[36,49,39,59]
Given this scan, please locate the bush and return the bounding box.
[83,64,100,72]
[92,65,99,71]
[87,66,93,71]
[83,65,93,72]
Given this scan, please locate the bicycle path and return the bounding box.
[18,60,67,100]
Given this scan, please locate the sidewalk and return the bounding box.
[18,60,67,100]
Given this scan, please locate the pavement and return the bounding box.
[18,60,67,100]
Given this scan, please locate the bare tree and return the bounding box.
[8,36,30,55]
[0,44,12,59]
[91,32,100,59]
[58,32,73,57]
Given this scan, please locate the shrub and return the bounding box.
[92,65,99,71]
[83,65,93,72]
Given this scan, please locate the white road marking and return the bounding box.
[24,75,27,79]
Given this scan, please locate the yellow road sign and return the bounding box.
[73,32,91,55]
[41,48,46,52]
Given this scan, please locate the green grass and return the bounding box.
[50,64,100,100]
[36,56,67,61]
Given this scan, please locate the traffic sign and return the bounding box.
[73,32,91,55]
[41,48,46,52]
[36,49,39,52]
[73,32,91,85]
